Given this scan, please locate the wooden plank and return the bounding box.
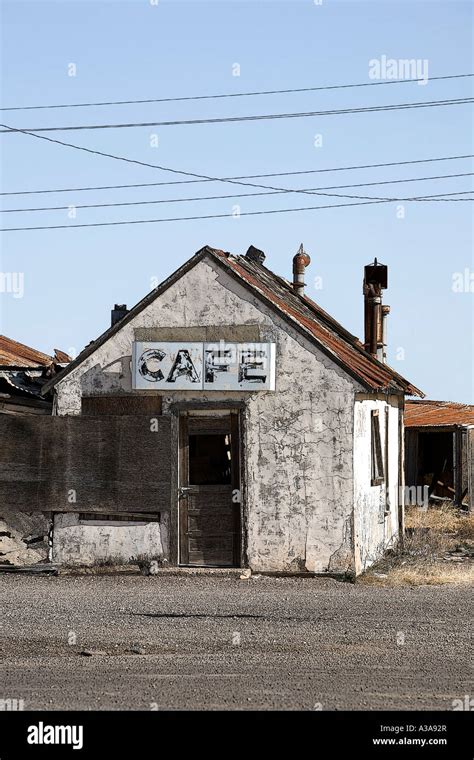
[187,416,230,434]
[188,513,235,532]
[189,537,234,551]
[230,411,241,566]
[134,325,260,343]
[170,400,245,412]
[404,429,418,488]
[453,428,463,506]
[169,410,179,566]
[461,429,469,496]
[178,414,189,565]
[467,428,474,513]
[188,552,234,567]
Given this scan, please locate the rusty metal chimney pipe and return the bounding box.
[381,304,390,363]
[363,259,388,360]
[292,244,311,296]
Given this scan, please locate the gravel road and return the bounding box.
[0,574,471,710]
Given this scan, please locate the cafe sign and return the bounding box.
[132,341,276,391]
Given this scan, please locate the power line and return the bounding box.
[3,174,473,213]
[2,155,473,197]
[2,122,472,207]
[2,73,473,111]
[2,192,473,233]
[2,98,473,133]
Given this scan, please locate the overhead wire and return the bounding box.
[2,97,473,133]
[2,155,473,196]
[2,191,473,232]
[1,122,473,214]
[2,173,473,213]
[2,72,473,111]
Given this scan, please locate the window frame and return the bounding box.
[371,409,385,486]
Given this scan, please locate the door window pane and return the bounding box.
[189,433,232,485]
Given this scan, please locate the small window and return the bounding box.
[188,433,232,485]
[371,410,384,486]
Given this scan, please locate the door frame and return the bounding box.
[170,401,245,568]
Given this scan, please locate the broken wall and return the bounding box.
[52,513,168,567]
[0,512,50,566]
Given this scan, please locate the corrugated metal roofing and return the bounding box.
[0,335,54,367]
[53,349,71,364]
[211,249,423,396]
[0,336,71,368]
[405,400,474,427]
[0,370,45,397]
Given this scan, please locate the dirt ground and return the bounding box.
[0,574,471,711]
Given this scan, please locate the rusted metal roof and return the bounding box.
[405,400,474,427]
[53,349,71,364]
[0,336,71,368]
[0,335,53,367]
[0,370,44,396]
[42,245,423,397]
[211,249,423,396]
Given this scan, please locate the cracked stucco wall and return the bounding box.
[353,395,402,574]
[54,255,364,573]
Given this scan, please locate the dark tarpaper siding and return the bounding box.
[81,395,163,416]
[0,415,171,515]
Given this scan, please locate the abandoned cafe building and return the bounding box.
[5,245,425,576]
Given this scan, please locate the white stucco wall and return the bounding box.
[54,255,366,574]
[52,512,168,567]
[353,394,402,574]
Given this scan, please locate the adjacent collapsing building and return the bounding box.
[1,245,424,575]
[405,400,474,509]
[0,335,69,415]
[0,336,70,565]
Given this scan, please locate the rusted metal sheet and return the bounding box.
[53,349,71,363]
[405,400,474,427]
[212,250,423,396]
[0,335,71,369]
[0,335,53,367]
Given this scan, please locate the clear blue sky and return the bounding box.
[1,0,472,402]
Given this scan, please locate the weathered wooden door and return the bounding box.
[179,413,240,567]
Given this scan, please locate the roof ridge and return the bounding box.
[407,399,473,407]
